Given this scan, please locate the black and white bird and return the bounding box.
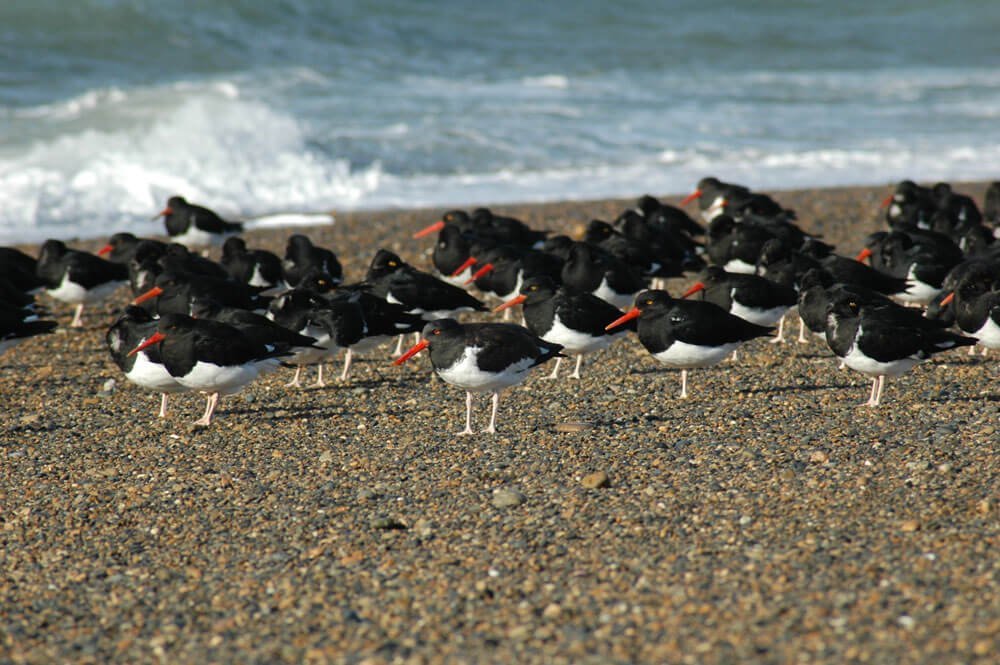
[494,275,630,380]
[127,313,291,426]
[682,266,798,342]
[559,241,645,309]
[605,290,773,398]
[394,319,563,435]
[154,196,243,249]
[941,266,1000,355]
[824,293,976,406]
[220,237,284,293]
[366,249,487,325]
[106,306,187,418]
[0,302,57,356]
[35,239,128,327]
[282,234,343,289]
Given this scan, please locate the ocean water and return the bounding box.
[2,0,999,243]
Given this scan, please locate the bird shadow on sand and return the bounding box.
[737,381,854,395]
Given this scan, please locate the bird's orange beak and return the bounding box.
[940,291,955,306]
[413,220,446,239]
[450,256,478,277]
[132,286,164,305]
[128,331,166,356]
[605,307,640,331]
[880,194,893,208]
[97,244,113,257]
[855,248,873,263]
[493,294,527,313]
[152,206,172,220]
[393,339,429,365]
[465,262,494,285]
[680,189,702,206]
[682,282,706,298]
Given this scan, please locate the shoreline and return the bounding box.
[3,180,998,663]
[5,178,994,250]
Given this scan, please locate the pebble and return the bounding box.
[580,471,610,489]
[492,488,525,508]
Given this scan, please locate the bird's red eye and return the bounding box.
[433,329,441,335]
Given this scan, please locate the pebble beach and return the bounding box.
[2,183,998,663]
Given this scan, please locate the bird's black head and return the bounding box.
[166,195,188,208]
[825,294,861,318]
[367,249,405,278]
[421,318,461,340]
[519,274,558,302]
[584,220,615,243]
[633,289,675,312]
[222,236,248,258]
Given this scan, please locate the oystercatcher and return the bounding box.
[366,249,487,322]
[0,303,57,356]
[412,222,486,287]
[560,241,645,309]
[394,319,563,435]
[682,266,797,341]
[265,289,346,387]
[856,231,961,305]
[282,234,343,289]
[605,290,773,398]
[154,196,243,249]
[35,239,128,327]
[106,306,186,417]
[941,266,1000,354]
[881,180,935,229]
[495,275,630,379]
[132,269,270,317]
[128,313,291,426]
[0,247,45,295]
[97,233,167,264]
[464,245,563,319]
[220,237,284,293]
[824,293,976,406]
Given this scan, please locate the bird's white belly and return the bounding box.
[48,274,123,304]
[841,344,919,377]
[127,353,187,393]
[437,346,535,392]
[973,317,1000,349]
[592,278,634,309]
[177,361,260,394]
[653,340,737,369]
[730,300,787,326]
[541,314,615,355]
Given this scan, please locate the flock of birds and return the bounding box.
[2,180,999,434]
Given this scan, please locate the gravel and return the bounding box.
[1,183,997,663]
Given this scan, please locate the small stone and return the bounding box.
[581,471,610,489]
[555,421,593,433]
[371,516,407,530]
[318,451,333,463]
[492,488,525,509]
[899,520,920,532]
[897,615,915,630]
[977,499,991,515]
[542,603,563,620]
[809,450,829,463]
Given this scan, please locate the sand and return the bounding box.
[2,182,998,664]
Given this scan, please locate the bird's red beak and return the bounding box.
[413,220,446,239]
[880,194,893,208]
[605,307,640,331]
[682,282,705,298]
[393,338,429,365]
[855,248,873,263]
[465,262,494,285]
[494,294,527,313]
[680,189,702,206]
[132,286,164,305]
[97,244,113,257]
[152,206,172,220]
[940,291,955,306]
[128,331,166,356]
[450,256,478,277]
